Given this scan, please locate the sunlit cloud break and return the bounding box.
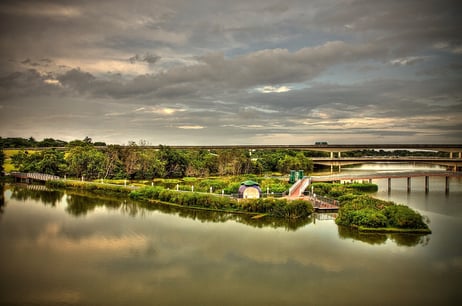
[257,86,292,93]
[177,125,204,130]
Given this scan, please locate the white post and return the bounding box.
[191,185,194,192]
[124,179,127,187]
[176,184,179,191]
[210,186,213,193]
[222,189,224,196]
[151,182,154,186]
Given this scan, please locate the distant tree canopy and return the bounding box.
[5,140,316,180]
[2,136,446,180]
[0,136,106,148]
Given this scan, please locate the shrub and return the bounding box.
[347,183,378,193]
[336,193,429,231]
[384,205,428,229]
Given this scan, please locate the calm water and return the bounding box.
[1,165,461,306]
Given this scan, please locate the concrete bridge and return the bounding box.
[311,156,462,172]
[24,143,462,154]
[152,144,462,171]
[311,171,462,193]
[151,143,462,158]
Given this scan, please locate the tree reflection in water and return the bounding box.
[9,184,64,206]
[65,193,122,216]
[338,225,430,247]
[0,184,5,217]
[4,185,431,244]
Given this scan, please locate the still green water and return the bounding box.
[1,166,461,305]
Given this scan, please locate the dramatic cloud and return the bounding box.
[0,0,461,144]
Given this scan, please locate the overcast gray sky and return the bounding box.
[1,0,461,145]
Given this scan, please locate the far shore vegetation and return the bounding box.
[2,136,431,232]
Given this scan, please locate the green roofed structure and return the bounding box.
[238,180,262,199]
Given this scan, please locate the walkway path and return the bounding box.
[287,177,340,211]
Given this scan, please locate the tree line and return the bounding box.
[7,139,314,180]
[0,136,107,148]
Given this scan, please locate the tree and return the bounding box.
[0,149,4,176]
[11,149,67,175]
[216,149,252,175]
[277,152,313,174]
[102,145,124,179]
[158,145,188,178]
[121,142,141,179]
[66,145,105,179]
[185,150,218,177]
[36,150,67,176]
[136,148,165,179]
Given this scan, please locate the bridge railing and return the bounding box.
[10,172,60,182]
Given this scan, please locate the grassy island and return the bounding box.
[46,180,313,219]
[312,183,431,234]
[45,179,431,233]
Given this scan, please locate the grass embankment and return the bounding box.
[96,176,290,195]
[46,180,313,219]
[46,179,133,195]
[312,183,431,233]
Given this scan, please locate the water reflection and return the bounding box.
[338,226,430,247]
[3,185,432,244]
[139,201,313,231]
[9,184,64,206]
[0,183,5,217]
[2,183,461,306]
[5,185,313,231]
[65,193,124,217]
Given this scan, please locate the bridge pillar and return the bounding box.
[425,176,429,193]
[407,177,411,193]
[445,176,450,194]
[459,152,462,159]
[330,152,334,159]
[450,152,453,158]
[387,178,391,193]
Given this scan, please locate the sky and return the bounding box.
[0,0,461,145]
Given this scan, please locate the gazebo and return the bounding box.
[238,180,262,199]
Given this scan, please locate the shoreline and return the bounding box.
[35,178,431,234]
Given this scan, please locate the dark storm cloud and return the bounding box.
[47,41,385,100]
[129,53,161,65]
[0,0,461,143]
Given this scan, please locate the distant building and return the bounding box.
[238,180,262,199]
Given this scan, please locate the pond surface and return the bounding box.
[1,166,461,305]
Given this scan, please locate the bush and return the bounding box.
[335,193,430,231]
[129,186,313,219]
[347,183,378,193]
[384,205,428,229]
